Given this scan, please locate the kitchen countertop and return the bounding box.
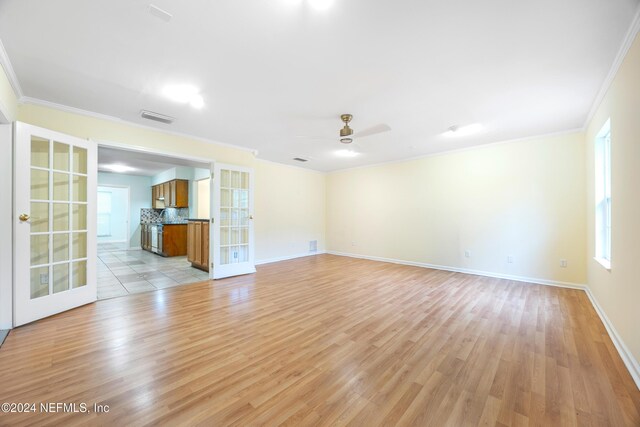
[141,222,189,225]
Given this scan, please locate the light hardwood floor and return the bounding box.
[0,254,638,426]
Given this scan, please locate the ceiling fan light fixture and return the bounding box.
[340,137,353,144]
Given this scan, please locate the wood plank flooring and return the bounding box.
[0,254,638,426]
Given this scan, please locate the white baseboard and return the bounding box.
[326,251,587,290]
[128,246,142,251]
[256,251,326,266]
[584,288,640,390]
[326,250,639,390]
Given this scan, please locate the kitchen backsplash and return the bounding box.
[140,208,190,224]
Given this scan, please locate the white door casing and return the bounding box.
[14,122,97,326]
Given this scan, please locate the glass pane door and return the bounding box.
[30,138,88,299]
[213,164,255,279]
[14,122,96,326]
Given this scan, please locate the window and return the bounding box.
[595,119,611,268]
[97,190,112,237]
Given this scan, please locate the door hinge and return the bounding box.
[211,217,214,223]
[211,262,214,269]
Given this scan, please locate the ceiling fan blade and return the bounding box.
[352,123,391,139]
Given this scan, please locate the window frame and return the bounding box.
[594,119,611,270]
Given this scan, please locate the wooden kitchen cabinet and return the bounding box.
[160,224,188,257]
[151,179,189,208]
[187,220,209,272]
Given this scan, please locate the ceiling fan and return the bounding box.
[336,114,391,144]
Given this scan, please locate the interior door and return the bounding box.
[14,122,97,326]
[213,163,255,279]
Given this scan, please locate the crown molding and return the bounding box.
[18,96,259,154]
[583,3,640,128]
[0,38,23,99]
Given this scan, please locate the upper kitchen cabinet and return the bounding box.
[152,179,189,208]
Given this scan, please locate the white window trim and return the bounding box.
[594,119,611,270]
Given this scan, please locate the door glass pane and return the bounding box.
[53,142,70,171]
[53,172,70,201]
[31,137,49,168]
[221,170,230,187]
[53,203,69,231]
[72,204,87,230]
[53,263,70,294]
[220,247,229,264]
[53,233,70,262]
[238,245,248,262]
[72,146,87,174]
[220,227,229,245]
[240,209,249,226]
[239,190,248,208]
[30,266,49,299]
[230,246,239,263]
[218,168,251,269]
[73,232,87,259]
[231,171,240,188]
[31,234,49,266]
[31,169,49,200]
[30,202,49,233]
[72,261,87,288]
[220,208,230,226]
[73,175,87,202]
[221,189,230,207]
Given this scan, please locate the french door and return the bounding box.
[213,163,255,279]
[14,122,97,326]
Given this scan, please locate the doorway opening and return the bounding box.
[96,144,213,300]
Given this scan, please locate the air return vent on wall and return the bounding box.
[140,110,174,124]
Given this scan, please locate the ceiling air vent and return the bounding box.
[140,110,174,124]
[293,157,308,162]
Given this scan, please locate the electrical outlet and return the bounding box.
[351,241,356,247]
[507,255,514,264]
[464,250,471,258]
[560,259,568,268]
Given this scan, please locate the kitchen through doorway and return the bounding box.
[96,144,213,300]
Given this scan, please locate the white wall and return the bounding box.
[585,31,640,381]
[97,172,152,248]
[327,132,587,285]
[254,160,326,263]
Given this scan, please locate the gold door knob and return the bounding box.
[19,213,30,222]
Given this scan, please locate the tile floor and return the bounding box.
[97,242,210,300]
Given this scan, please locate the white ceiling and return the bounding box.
[1,0,638,171]
[98,146,210,176]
